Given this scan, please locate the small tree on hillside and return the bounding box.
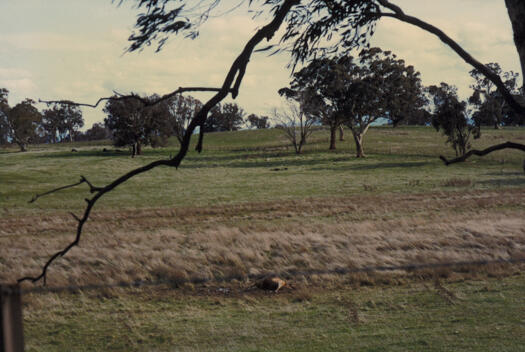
[247,114,270,129]
[166,94,203,145]
[274,98,316,154]
[429,83,480,157]
[0,88,9,145]
[80,122,112,141]
[202,102,245,132]
[104,94,170,157]
[5,99,42,152]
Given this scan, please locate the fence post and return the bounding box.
[0,284,24,352]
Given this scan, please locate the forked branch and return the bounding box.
[19,0,300,285]
[39,86,231,108]
[440,141,525,165]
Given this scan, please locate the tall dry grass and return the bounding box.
[2,189,524,288]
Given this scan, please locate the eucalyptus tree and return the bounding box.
[0,88,9,144]
[104,94,170,157]
[165,94,203,145]
[469,63,520,129]
[4,98,42,152]
[429,83,479,157]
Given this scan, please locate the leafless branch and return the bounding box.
[29,178,86,203]
[375,0,525,115]
[39,87,232,108]
[19,0,300,285]
[439,141,525,165]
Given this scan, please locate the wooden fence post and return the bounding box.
[0,284,24,352]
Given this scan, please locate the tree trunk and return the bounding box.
[17,141,27,152]
[338,125,344,141]
[136,142,142,155]
[329,124,337,150]
[352,132,365,158]
[506,0,525,90]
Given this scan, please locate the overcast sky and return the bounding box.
[0,0,521,129]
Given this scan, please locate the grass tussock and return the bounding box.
[441,177,473,187]
[2,194,524,288]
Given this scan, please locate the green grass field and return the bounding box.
[1,126,525,351]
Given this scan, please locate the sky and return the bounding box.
[0,0,521,130]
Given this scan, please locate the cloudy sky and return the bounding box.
[0,0,521,129]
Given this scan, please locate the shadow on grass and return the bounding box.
[37,149,131,158]
[310,160,430,171]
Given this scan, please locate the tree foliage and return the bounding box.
[165,94,203,144]
[247,114,270,129]
[0,88,9,145]
[4,98,42,152]
[203,102,245,132]
[469,63,521,128]
[429,83,479,157]
[42,102,84,143]
[104,94,170,156]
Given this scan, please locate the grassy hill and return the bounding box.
[1,126,524,214]
[1,126,524,351]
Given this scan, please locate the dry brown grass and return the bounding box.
[1,189,524,288]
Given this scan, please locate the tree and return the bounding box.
[0,88,9,145]
[274,100,315,154]
[428,83,479,157]
[77,122,112,141]
[104,94,170,157]
[165,94,203,145]
[247,114,270,129]
[468,63,520,129]
[4,98,42,152]
[281,48,423,155]
[202,102,245,132]
[278,0,525,115]
[279,59,343,150]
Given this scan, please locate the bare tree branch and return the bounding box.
[439,141,525,165]
[375,0,525,115]
[38,87,232,108]
[19,0,300,285]
[29,177,86,203]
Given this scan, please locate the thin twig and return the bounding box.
[39,87,233,108]
[29,178,87,203]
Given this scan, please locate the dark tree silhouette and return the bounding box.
[469,63,520,129]
[3,96,42,152]
[0,88,9,145]
[42,102,84,143]
[247,114,270,129]
[429,83,479,157]
[165,94,203,144]
[104,94,171,156]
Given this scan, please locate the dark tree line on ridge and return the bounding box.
[0,87,269,155]
[18,0,525,284]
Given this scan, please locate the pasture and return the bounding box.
[1,126,524,351]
